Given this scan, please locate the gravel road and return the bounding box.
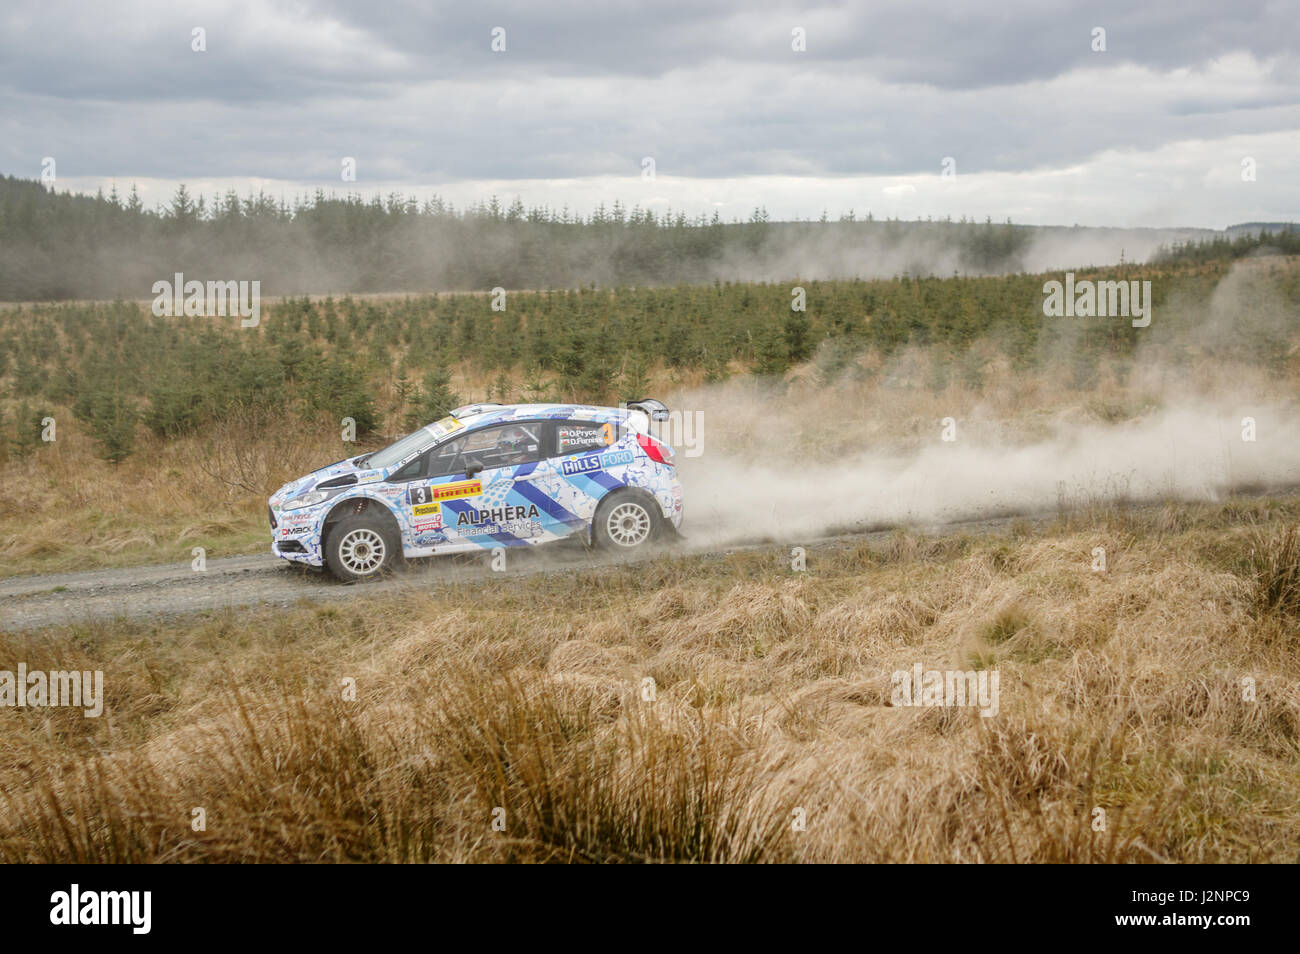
[2,493,1286,631]
[1,524,909,630]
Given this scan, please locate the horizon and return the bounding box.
[9,174,1297,235]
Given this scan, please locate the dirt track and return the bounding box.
[0,509,1057,631]
[0,546,608,632]
[0,492,1289,632]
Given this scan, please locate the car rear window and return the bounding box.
[555,420,618,455]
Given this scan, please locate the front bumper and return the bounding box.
[269,501,326,566]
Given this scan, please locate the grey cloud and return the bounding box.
[0,0,1296,200]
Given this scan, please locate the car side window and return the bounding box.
[446,422,548,474]
[554,420,618,457]
[427,435,468,478]
[389,453,428,482]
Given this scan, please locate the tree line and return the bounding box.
[4,256,1297,462]
[0,175,1038,300]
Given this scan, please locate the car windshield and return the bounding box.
[364,426,438,470]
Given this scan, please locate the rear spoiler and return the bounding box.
[623,398,670,422]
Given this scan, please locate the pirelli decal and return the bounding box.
[432,480,482,501]
[409,480,482,511]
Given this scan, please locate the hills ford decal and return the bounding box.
[561,449,635,476]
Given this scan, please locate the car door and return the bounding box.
[420,421,559,549]
[499,422,587,541]
[385,435,460,551]
[548,418,630,528]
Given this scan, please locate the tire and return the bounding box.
[592,492,660,551]
[324,513,400,583]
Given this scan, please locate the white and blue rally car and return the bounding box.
[268,400,683,581]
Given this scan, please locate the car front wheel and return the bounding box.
[325,514,399,582]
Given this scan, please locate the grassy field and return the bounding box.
[1,495,1297,862]
[2,344,1294,577]
[1,256,1297,863]
[2,255,1298,576]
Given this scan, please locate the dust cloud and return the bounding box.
[663,258,1299,545]
[670,397,1297,546]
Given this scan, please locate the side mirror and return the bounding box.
[464,459,483,479]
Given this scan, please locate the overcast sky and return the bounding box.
[3,0,1298,227]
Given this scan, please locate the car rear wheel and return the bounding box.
[593,493,659,551]
[325,514,400,583]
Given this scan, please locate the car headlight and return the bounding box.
[282,490,330,511]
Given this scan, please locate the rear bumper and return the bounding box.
[660,477,684,529]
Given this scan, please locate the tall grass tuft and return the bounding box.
[1247,524,1300,621]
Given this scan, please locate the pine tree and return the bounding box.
[404,368,459,430]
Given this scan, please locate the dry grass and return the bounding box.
[1246,524,1300,623]
[2,279,1298,861]
[1,498,1297,863]
[0,408,345,576]
[4,322,1298,577]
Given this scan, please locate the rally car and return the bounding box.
[267,400,683,582]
